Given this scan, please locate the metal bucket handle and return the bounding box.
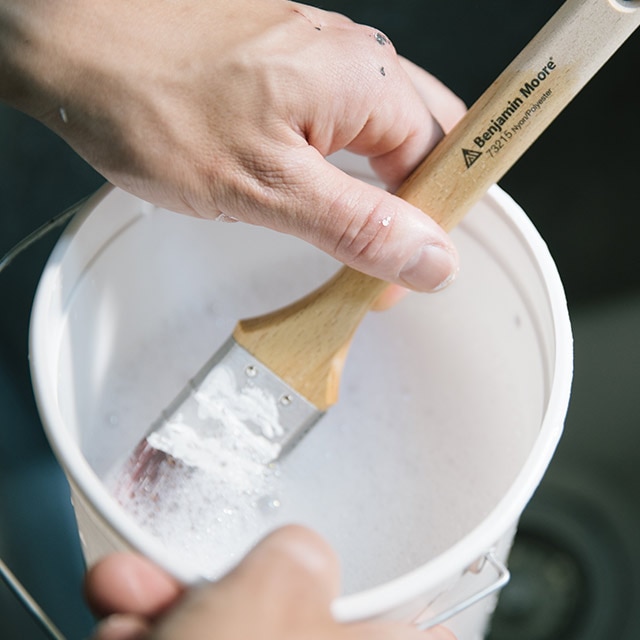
[415,552,510,630]
[0,557,66,640]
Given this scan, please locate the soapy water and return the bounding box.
[107,334,323,576]
[100,308,427,588]
[93,233,538,593]
[108,362,292,574]
[101,311,532,594]
[103,306,291,577]
[108,443,285,577]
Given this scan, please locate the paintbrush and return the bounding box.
[118,0,639,496]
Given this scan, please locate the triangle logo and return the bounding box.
[462,148,482,169]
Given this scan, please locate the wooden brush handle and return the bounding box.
[235,0,640,409]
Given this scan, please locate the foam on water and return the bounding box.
[85,213,540,595]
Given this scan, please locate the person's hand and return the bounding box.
[85,525,456,640]
[2,0,464,294]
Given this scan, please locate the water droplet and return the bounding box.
[245,365,257,378]
[381,216,391,227]
[280,394,293,406]
[257,495,282,513]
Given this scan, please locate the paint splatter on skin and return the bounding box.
[215,212,239,224]
[380,67,386,76]
[375,32,390,46]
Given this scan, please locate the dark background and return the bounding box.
[1,2,639,638]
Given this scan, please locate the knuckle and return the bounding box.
[370,27,395,52]
[332,191,395,269]
[350,24,396,52]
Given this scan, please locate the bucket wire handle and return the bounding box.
[0,557,67,640]
[414,552,510,630]
[0,195,89,275]
[0,197,88,639]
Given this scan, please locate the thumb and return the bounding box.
[150,526,340,639]
[261,147,458,293]
[224,524,341,617]
[229,525,340,608]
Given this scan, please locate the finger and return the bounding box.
[337,34,445,190]
[367,58,467,191]
[397,57,467,133]
[84,552,183,619]
[370,284,409,311]
[226,524,341,610]
[150,525,341,638]
[90,614,151,640]
[280,19,445,191]
[254,146,458,293]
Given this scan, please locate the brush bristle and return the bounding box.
[115,439,182,501]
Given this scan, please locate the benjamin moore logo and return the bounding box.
[462,148,482,169]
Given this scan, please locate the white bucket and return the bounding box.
[30,153,572,639]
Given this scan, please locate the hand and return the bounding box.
[85,525,456,640]
[2,0,464,294]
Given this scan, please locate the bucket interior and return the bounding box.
[31,167,569,598]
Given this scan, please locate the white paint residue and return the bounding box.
[196,366,285,440]
[214,212,239,223]
[147,417,280,474]
[145,364,283,469]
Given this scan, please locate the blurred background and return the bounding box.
[1,1,638,638]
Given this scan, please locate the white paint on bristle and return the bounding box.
[146,359,285,470]
[196,365,284,443]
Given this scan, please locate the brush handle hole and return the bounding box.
[609,0,640,12]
